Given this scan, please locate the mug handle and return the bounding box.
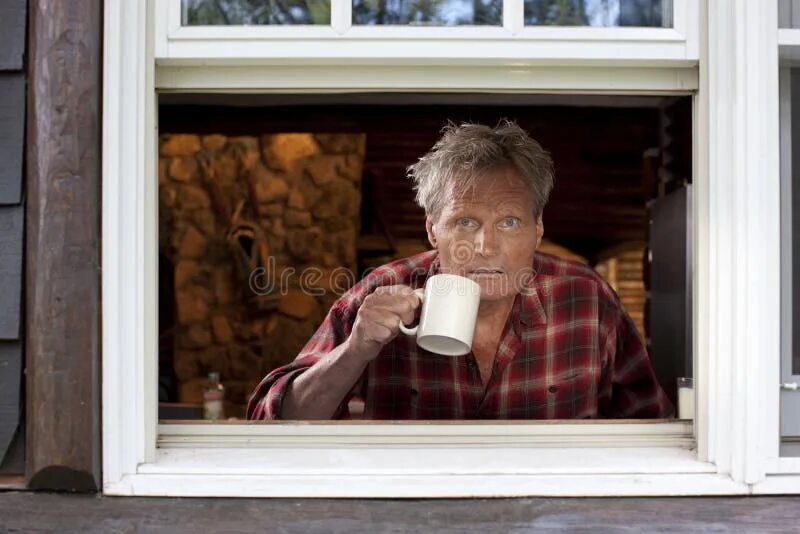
[398,288,425,336]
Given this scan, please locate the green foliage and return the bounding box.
[183,0,331,25]
[523,0,666,27]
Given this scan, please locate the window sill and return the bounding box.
[96,420,735,498]
[158,419,695,449]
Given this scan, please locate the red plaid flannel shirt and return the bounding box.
[247,250,674,420]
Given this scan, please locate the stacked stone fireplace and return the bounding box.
[159,132,365,418]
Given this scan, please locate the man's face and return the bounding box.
[426,166,544,301]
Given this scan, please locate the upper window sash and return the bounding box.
[155,0,698,64]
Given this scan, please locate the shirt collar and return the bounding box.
[515,273,548,327]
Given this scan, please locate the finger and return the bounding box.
[373,284,415,297]
[364,293,418,320]
[357,308,401,343]
[370,286,420,309]
[371,302,416,326]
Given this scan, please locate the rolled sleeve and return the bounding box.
[247,366,309,420]
[247,299,353,420]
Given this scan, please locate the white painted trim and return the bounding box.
[703,0,780,484]
[144,0,159,465]
[102,0,155,487]
[752,474,800,494]
[503,0,523,36]
[156,35,694,65]
[153,0,169,58]
[780,28,800,46]
[766,456,800,474]
[154,65,699,92]
[331,0,350,35]
[157,421,695,449]
[106,472,746,498]
[693,0,710,465]
[158,0,698,64]
[141,447,710,476]
[100,0,797,497]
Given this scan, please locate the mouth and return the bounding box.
[467,268,505,276]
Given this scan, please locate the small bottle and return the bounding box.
[203,372,225,421]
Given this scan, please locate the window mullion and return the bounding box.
[332,0,352,35]
[503,0,523,35]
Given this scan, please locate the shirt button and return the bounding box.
[548,385,558,394]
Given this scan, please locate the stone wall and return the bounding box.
[158,133,365,418]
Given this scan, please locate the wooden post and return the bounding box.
[26,0,102,491]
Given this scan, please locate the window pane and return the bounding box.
[182,0,331,26]
[780,68,800,447]
[524,0,672,27]
[794,95,800,377]
[788,70,800,375]
[352,0,502,26]
[780,0,800,29]
[158,94,689,422]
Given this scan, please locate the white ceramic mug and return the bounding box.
[398,274,481,356]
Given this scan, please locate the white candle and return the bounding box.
[678,385,695,420]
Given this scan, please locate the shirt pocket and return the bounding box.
[548,370,599,418]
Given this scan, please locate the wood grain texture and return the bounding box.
[0,205,23,340]
[0,492,800,531]
[0,342,22,465]
[26,0,101,491]
[0,0,26,71]
[0,75,25,205]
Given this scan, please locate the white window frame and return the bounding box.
[155,0,698,65]
[101,0,800,496]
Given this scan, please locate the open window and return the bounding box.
[155,93,693,422]
[102,0,800,497]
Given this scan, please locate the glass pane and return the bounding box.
[524,0,672,28]
[780,67,800,445]
[353,0,502,26]
[780,0,800,29]
[794,81,800,377]
[182,0,331,26]
[786,70,800,377]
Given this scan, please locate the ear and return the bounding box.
[535,215,544,249]
[425,215,437,249]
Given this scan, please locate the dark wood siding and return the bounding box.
[0,0,26,71]
[0,206,23,340]
[0,0,26,477]
[0,75,25,205]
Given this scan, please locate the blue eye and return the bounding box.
[501,217,519,228]
[456,217,473,227]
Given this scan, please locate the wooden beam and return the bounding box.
[26,0,101,492]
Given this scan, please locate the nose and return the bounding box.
[474,226,499,257]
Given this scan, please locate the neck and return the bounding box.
[476,295,517,328]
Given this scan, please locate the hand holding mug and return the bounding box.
[348,285,421,362]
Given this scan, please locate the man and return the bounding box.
[248,120,674,420]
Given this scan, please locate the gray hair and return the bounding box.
[407,120,554,220]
